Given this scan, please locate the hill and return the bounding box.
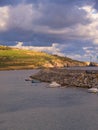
[0,45,86,70]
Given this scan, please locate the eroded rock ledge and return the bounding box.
[30,68,98,88]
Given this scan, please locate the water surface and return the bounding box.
[0,69,98,130]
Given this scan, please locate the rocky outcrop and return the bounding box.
[89,62,98,66]
[30,68,98,88]
[43,60,86,68]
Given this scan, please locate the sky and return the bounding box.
[0,0,98,61]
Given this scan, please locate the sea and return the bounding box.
[0,68,98,130]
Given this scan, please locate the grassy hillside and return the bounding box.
[0,45,85,70]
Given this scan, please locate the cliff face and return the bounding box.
[43,58,86,68]
[31,68,98,88]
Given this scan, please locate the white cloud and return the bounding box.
[8,3,41,30]
[0,6,9,31]
[11,42,65,56]
[66,54,82,60]
[78,5,98,45]
[30,4,98,45]
[82,45,98,62]
[0,3,42,31]
[0,2,97,43]
[1,2,98,61]
[0,3,90,34]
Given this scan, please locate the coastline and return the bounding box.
[0,66,39,71]
[1,66,98,88]
[30,67,98,88]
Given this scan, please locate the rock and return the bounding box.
[30,68,98,88]
[49,81,61,88]
[89,62,98,66]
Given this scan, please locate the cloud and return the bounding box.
[34,3,90,29]
[0,2,92,34]
[94,0,98,10]
[0,3,40,32]
[80,5,98,44]
[0,6,9,31]
[0,0,98,61]
[0,0,21,7]
[8,4,33,30]
[11,42,65,56]
[11,41,94,61]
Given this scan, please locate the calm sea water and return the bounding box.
[0,69,98,130]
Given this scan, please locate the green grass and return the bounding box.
[0,46,85,70]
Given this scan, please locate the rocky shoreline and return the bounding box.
[30,68,98,88]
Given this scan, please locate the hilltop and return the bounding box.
[0,45,86,70]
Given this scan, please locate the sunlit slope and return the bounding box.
[0,46,85,70]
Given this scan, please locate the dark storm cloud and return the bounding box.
[94,0,98,10]
[0,0,40,7]
[0,28,63,46]
[26,0,93,5]
[0,0,94,7]
[0,0,98,61]
[0,0,21,6]
[35,4,90,29]
[0,0,92,44]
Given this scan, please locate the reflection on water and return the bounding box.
[0,69,98,130]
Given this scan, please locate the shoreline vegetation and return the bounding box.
[0,45,86,71]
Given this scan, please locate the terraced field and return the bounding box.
[0,45,85,70]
